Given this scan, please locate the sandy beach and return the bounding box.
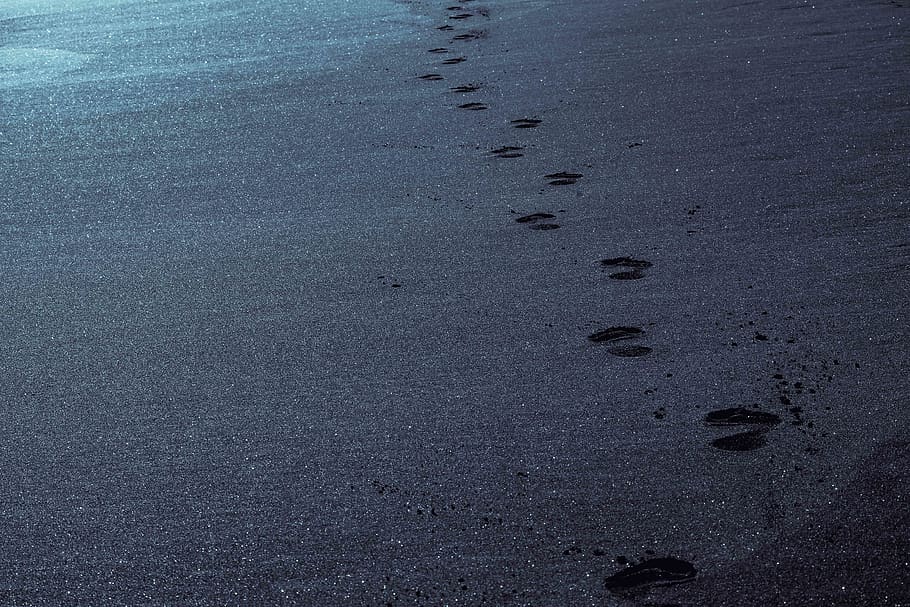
[1,0,908,604]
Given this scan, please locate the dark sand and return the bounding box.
[1,0,908,605]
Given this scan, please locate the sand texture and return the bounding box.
[0,0,908,604]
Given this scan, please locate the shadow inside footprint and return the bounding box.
[601,257,652,280]
[418,74,444,81]
[491,146,524,158]
[442,57,467,65]
[511,118,542,128]
[601,257,653,269]
[450,84,480,93]
[457,102,488,110]
[604,558,697,594]
[705,408,782,426]
[712,429,769,451]
[588,327,643,343]
[515,212,555,223]
[428,47,449,53]
[452,31,483,41]
[608,345,652,357]
[545,171,583,186]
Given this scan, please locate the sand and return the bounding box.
[0,0,907,605]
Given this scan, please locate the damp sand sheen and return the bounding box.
[0,47,94,87]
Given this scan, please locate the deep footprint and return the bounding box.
[441,57,467,65]
[704,408,782,426]
[712,429,769,451]
[428,47,449,53]
[452,31,483,41]
[457,102,488,110]
[418,74,444,81]
[604,558,697,594]
[511,118,542,128]
[450,84,480,93]
[588,327,643,343]
[608,345,653,357]
[515,212,555,223]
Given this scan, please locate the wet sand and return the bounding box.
[1,0,908,604]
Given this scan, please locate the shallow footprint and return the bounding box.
[704,408,781,426]
[529,223,560,231]
[611,270,645,280]
[457,102,488,110]
[545,171,583,186]
[491,146,524,158]
[588,326,643,343]
[545,171,584,180]
[601,257,652,280]
[712,429,769,451]
[604,558,697,594]
[601,257,653,269]
[515,212,555,223]
[441,57,467,65]
[452,31,483,41]
[608,345,652,357]
[511,118,542,128]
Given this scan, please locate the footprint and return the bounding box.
[450,84,480,93]
[515,212,555,224]
[452,31,483,41]
[441,57,467,65]
[588,327,643,343]
[601,257,652,269]
[611,270,644,280]
[418,74,444,81]
[601,257,653,280]
[511,118,542,128]
[428,47,449,54]
[545,171,583,186]
[705,407,780,451]
[491,145,524,158]
[450,13,474,20]
[436,25,455,31]
[529,224,560,231]
[604,558,697,594]
[711,429,770,452]
[704,408,781,426]
[457,102,488,110]
[607,345,653,357]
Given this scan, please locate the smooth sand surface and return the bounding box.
[1,0,907,605]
